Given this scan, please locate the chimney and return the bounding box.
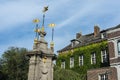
[76,32,82,39]
[94,25,100,37]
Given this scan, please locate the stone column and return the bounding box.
[27,30,55,80]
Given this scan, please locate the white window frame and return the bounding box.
[71,41,75,47]
[101,33,105,39]
[70,57,74,68]
[101,50,108,63]
[117,40,120,55]
[61,61,65,69]
[91,53,96,64]
[99,74,108,80]
[79,55,83,66]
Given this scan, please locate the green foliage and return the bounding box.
[0,41,108,80]
[54,66,83,80]
[0,47,29,80]
[56,41,108,79]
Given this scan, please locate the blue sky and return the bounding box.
[0,0,120,56]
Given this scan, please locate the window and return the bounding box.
[91,53,96,64]
[101,50,108,63]
[99,74,108,80]
[101,33,106,39]
[79,55,83,66]
[71,41,75,47]
[61,61,65,69]
[118,40,120,55]
[70,57,74,68]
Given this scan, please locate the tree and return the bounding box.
[0,47,29,80]
[54,66,81,80]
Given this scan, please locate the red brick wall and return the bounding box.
[110,57,120,64]
[108,30,120,64]
[87,67,117,80]
[108,42,115,58]
[108,31,120,38]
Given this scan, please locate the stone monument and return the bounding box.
[26,6,55,80]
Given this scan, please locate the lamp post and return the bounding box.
[49,23,56,52]
[33,19,40,45]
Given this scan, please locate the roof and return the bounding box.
[57,24,120,53]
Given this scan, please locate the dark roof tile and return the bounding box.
[57,24,120,53]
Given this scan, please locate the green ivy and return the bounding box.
[54,66,82,80]
[56,41,108,79]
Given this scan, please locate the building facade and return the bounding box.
[107,27,120,80]
[57,24,120,80]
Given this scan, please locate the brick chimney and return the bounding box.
[76,32,82,39]
[94,25,100,37]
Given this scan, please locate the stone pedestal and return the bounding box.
[27,31,55,80]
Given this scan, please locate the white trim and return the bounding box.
[108,40,114,42]
[108,38,120,58]
[115,39,120,57]
[98,75,101,80]
[108,36,120,41]
[114,40,118,57]
[117,40,120,55]
[91,53,96,64]
[61,61,65,69]
[101,33,105,39]
[98,74,108,80]
[79,55,83,66]
[70,57,74,68]
[107,28,120,33]
[110,57,118,60]
[101,50,107,63]
[110,62,120,66]
[110,65,120,80]
[101,51,103,63]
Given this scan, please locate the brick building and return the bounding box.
[57,24,120,80]
[107,26,120,79]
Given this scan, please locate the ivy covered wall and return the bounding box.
[56,41,109,79]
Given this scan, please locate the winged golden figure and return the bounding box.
[43,6,48,13]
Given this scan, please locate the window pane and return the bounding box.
[91,53,96,64]
[118,41,120,54]
[99,74,108,80]
[61,61,65,69]
[79,55,83,66]
[70,57,74,68]
[101,50,107,63]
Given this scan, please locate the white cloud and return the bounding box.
[0,0,48,31]
[55,0,120,29]
[0,0,120,56]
